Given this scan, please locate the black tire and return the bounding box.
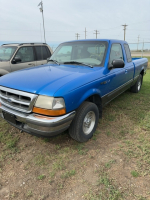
[130,74,143,93]
[69,101,99,142]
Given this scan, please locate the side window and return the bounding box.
[15,47,34,63]
[35,46,49,60]
[124,44,132,62]
[45,46,51,58]
[109,44,123,64]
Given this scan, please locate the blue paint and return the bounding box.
[0,39,148,113]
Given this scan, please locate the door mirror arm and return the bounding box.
[108,64,113,70]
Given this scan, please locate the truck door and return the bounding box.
[10,46,36,71]
[103,43,127,104]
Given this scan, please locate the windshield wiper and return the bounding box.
[48,59,60,65]
[63,61,93,68]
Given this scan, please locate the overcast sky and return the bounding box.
[0,0,150,48]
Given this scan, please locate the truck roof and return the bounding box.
[62,39,128,44]
[2,43,47,46]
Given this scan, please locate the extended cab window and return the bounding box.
[15,47,34,63]
[35,46,51,60]
[124,44,132,62]
[109,44,123,64]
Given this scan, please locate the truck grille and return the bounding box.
[0,86,38,113]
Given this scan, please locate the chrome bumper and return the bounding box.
[0,104,76,137]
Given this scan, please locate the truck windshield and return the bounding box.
[0,46,17,61]
[50,41,107,66]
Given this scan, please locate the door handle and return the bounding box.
[28,63,35,66]
[125,69,128,74]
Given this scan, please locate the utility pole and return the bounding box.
[122,24,128,41]
[137,35,140,51]
[84,27,87,39]
[75,33,80,40]
[38,1,46,43]
[94,30,99,39]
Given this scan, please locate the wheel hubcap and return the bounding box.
[83,111,96,135]
[138,80,141,91]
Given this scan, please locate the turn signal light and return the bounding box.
[32,107,66,116]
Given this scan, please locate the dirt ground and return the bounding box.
[131,52,150,57]
[0,70,150,200]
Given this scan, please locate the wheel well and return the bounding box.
[140,70,144,77]
[140,70,144,84]
[85,94,102,118]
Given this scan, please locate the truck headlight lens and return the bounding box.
[33,95,66,116]
[34,96,54,109]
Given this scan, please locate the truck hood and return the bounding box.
[0,63,103,96]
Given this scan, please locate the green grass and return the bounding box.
[85,172,123,200]
[0,70,150,200]
[37,174,45,180]
[33,154,47,166]
[26,190,33,197]
[131,171,139,178]
[0,131,19,149]
[61,169,76,179]
[105,160,116,169]
[52,159,66,171]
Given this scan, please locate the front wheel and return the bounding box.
[131,74,143,93]
[69,101,99,142]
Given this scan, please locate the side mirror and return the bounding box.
[109,59,125,70]
[12,56,21,64]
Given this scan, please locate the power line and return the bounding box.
[128,29,150,31]
[1,27,150,32]
[128,20,150,26]
[94,30,99,39]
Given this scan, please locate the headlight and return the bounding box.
[33,95,66,116]
[34,96,54,109]
[52,98,65,109]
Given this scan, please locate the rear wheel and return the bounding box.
[69,101,99,142]
[131,74,143,93]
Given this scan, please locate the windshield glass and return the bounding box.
[50,41,108,66]
[0,46,17,61]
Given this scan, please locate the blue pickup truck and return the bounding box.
[0,39,148,142]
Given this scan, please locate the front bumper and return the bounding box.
[0,103,76,137]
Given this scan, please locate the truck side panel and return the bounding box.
[133,58,148,78]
